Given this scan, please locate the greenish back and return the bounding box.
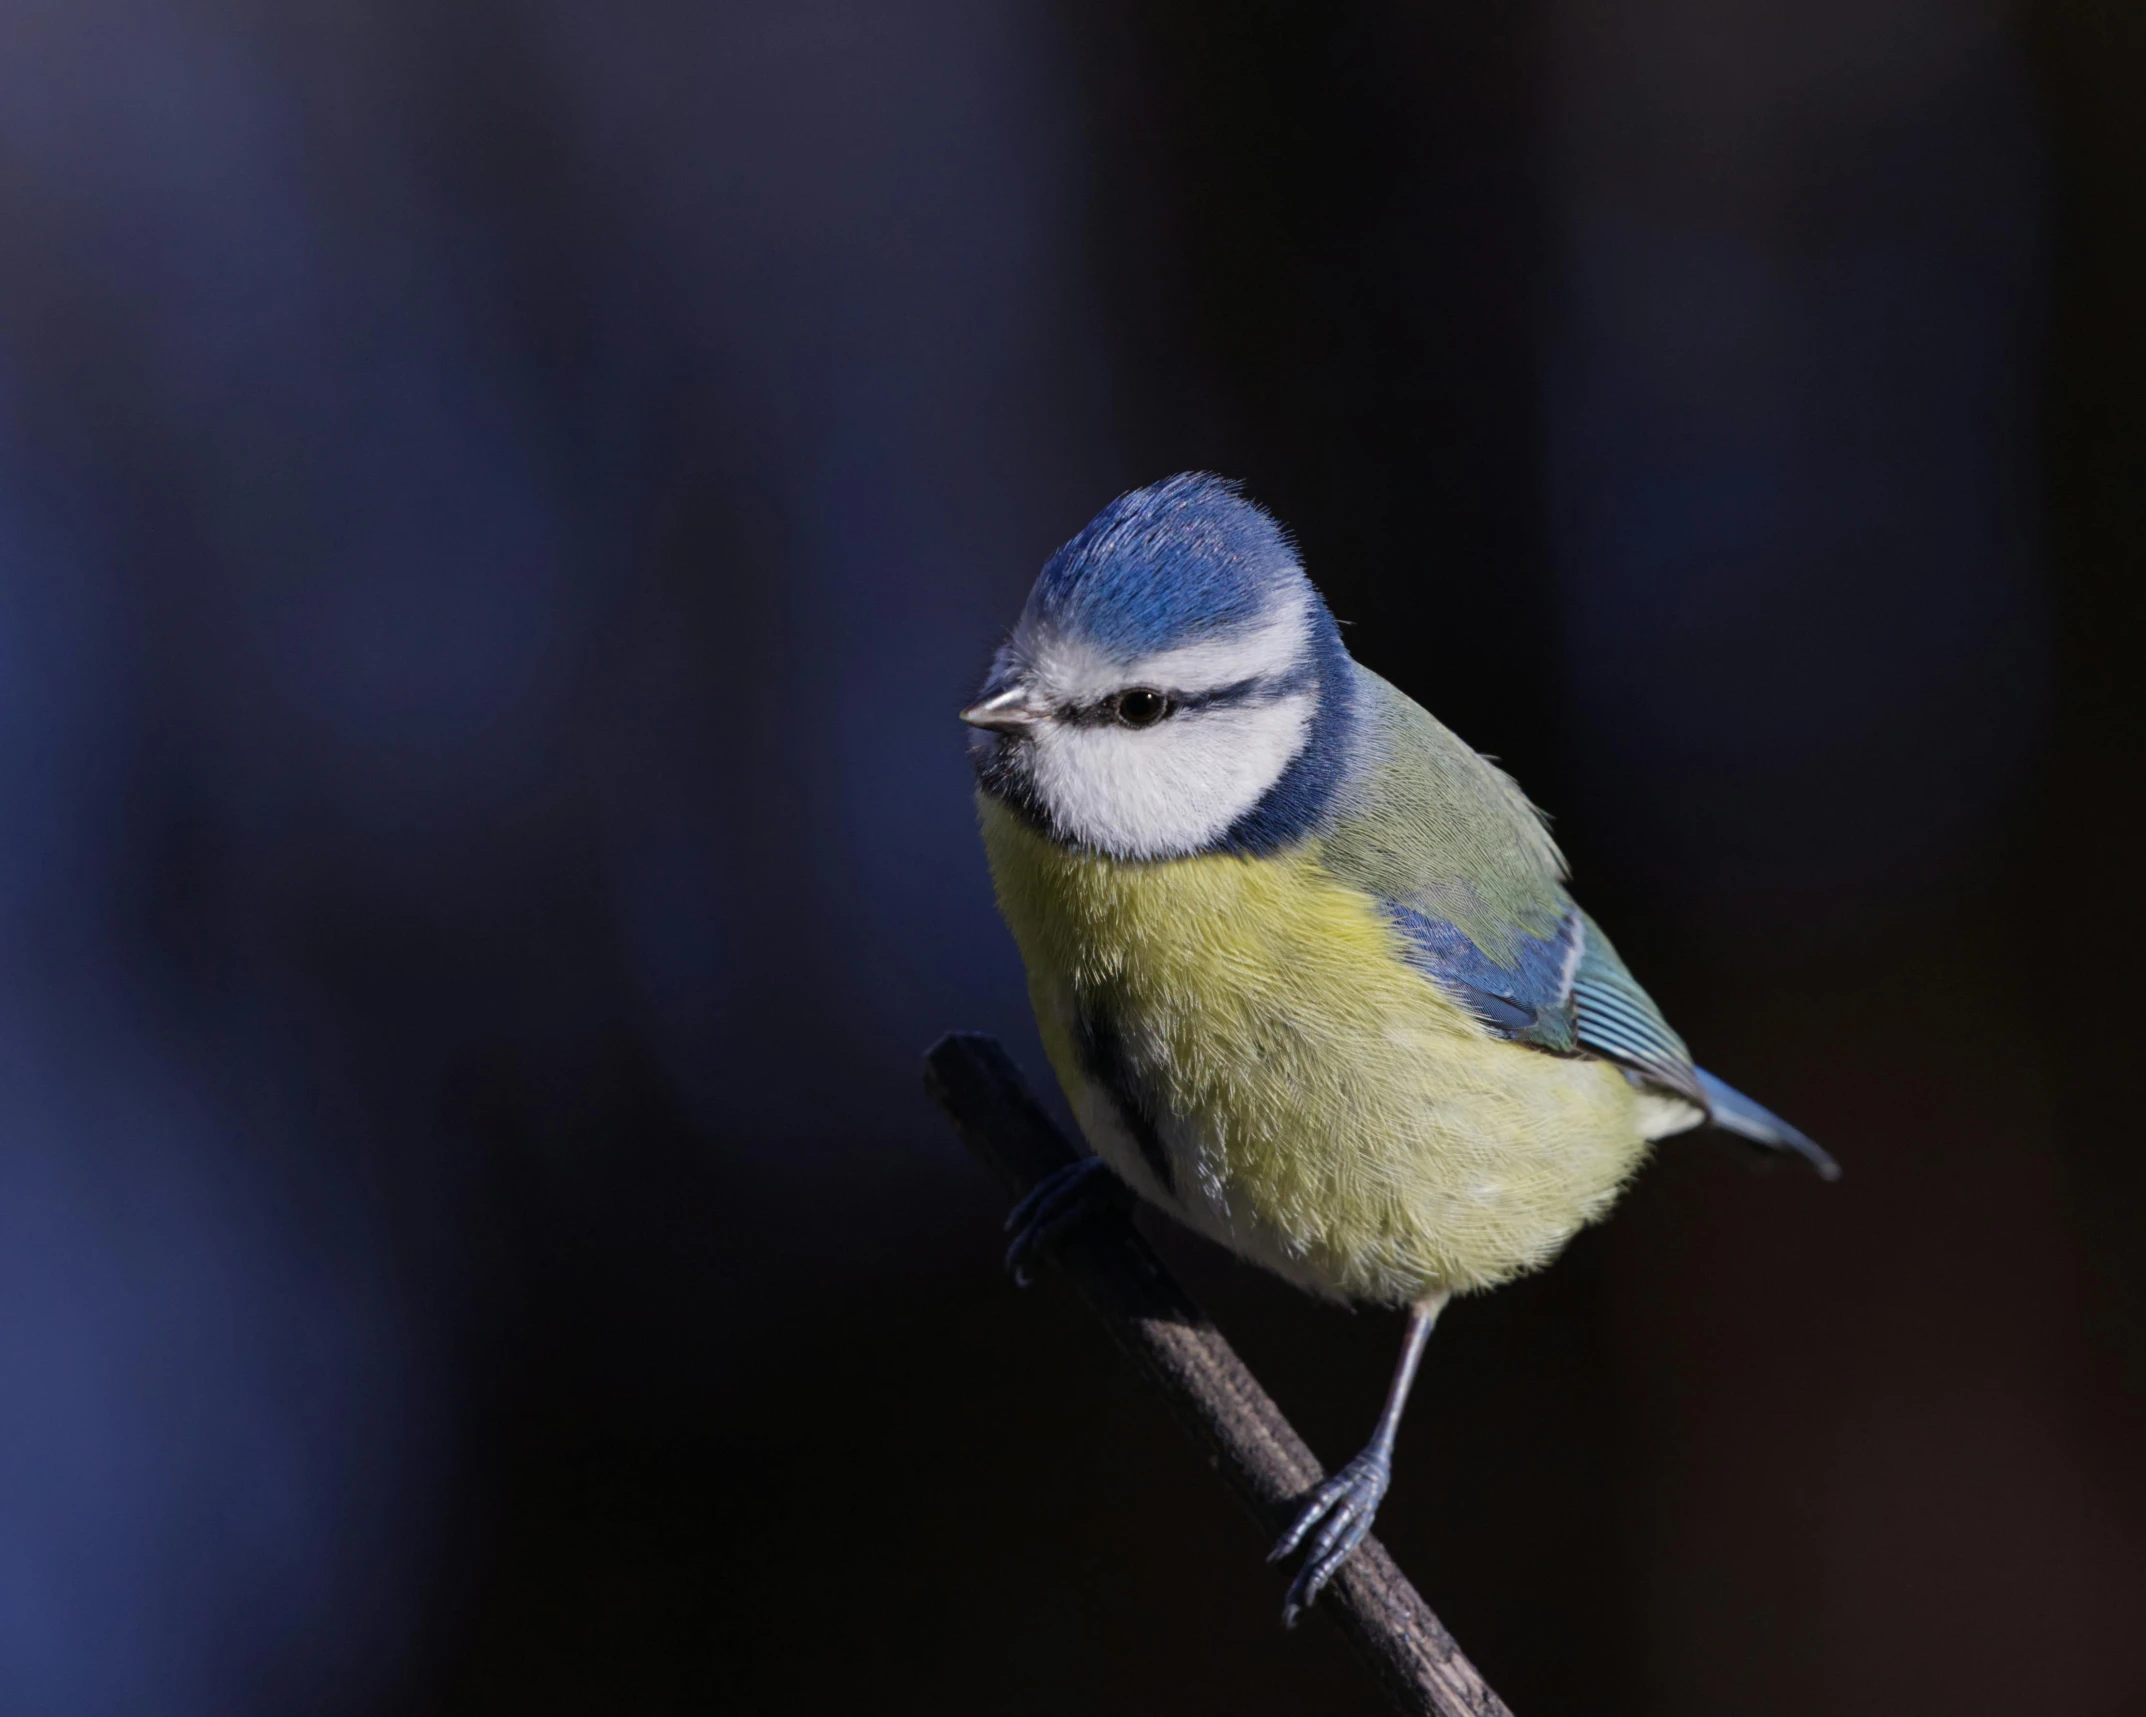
[1316,667,1572,966]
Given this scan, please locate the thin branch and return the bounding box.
[925,1033,1515,1717]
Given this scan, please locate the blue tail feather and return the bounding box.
[1695,1068,1840,1181]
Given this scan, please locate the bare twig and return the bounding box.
[925,1032,1515,1717]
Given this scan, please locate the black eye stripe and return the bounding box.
[1057,676,1268,726]
[1173,676,1264,712]
[1049,668,1314,727]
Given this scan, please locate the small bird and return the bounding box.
[963,473,1836,1625]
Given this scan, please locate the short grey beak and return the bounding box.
[960,686,1047,734]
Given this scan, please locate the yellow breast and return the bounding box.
[979,796,1652,1303]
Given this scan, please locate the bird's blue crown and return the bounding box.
[1023,472,1316,658]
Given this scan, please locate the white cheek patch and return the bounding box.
[1027,690,1316,857]
[1017,590,1313,706]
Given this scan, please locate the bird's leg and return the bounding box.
[1003,1156,1130,1285]
[1270,1292,1448,1627]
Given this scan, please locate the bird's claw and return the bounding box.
[1269,1448,1392,1627]
[1003,1156,1126,1285]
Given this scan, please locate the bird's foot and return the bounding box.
[1003,1157,1127,1285]
[1269,1446,1392,1627]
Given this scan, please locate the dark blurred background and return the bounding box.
[1,0,2141,1712]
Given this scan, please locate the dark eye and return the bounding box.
[1113,687,1172,728]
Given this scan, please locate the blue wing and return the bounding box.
[1383,901,1839,1177]
[1380,902,1582,1046]
[1385,901,1696,1097]
[1564,914,1705,1108]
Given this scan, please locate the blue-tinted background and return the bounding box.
[1,2,2141,1712]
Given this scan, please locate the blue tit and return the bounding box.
[963,472,1837,1625]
